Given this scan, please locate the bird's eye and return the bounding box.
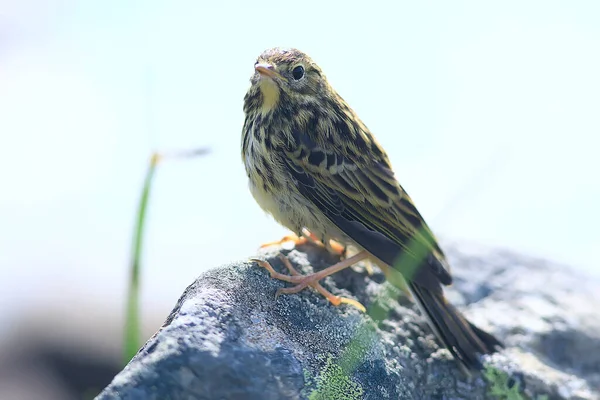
[292,65,305,80]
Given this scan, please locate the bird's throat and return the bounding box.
[259,79,280,114]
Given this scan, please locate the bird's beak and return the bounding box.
[255,63,279,79]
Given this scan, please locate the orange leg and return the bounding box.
[325,239,347,257]
[259,232,308,249]
[275,255,365,311]
[260,229,347,257]
[251,251,369,312]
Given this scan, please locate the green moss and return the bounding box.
[308,355,363,400]
[484,366,526,400]
[304,368,313,383]
[483,366,548,400]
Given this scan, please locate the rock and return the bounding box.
[97,243,600,400]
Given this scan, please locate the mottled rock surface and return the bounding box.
[97,243,600,399]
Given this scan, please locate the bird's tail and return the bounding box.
[409,283,503,371]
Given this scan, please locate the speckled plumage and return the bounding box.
[242,47,502,371]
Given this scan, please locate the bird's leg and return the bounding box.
[259,232,307,249]
[323,237,347,257]
[275,251,368,292]
[257,229,315,249]
[259,228,346,257]
[276,254,365,312]
[252,258,300,284]
[252,251,369,312]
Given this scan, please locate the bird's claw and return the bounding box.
[251,255,365,312]
[259,234,308,250]
[259,229,347,258]
[250,258,303,283]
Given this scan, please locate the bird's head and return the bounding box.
[244,48,330,115]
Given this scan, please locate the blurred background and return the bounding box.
[1,1,599,398]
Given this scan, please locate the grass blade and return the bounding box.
[124,153,160,364]
[123,148,210,365]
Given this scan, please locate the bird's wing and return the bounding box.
[283,128,451,292]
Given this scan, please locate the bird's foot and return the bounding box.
[251,253,366,312]
[259,233,308,249]
[259,229,347,257]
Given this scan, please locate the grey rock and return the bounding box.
[97,243,600,400]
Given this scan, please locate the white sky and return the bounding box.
[1,1,599,326]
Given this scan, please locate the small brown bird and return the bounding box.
[242,47,502,370]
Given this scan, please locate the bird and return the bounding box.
[241,47,502,371]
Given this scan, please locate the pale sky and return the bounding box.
[1,1,599,326]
